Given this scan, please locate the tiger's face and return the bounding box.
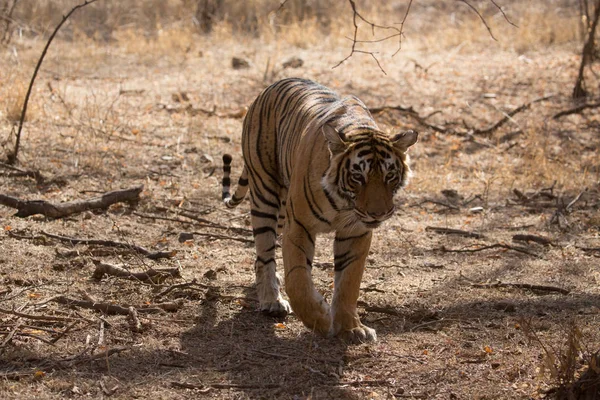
[322,125,418,229]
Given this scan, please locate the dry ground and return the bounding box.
[1,3,600,399]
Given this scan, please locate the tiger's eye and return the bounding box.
[351,173,364,183]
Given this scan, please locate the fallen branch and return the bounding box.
[134,211,253,236]
[471,281,570,295]
[0,161,44,182]
[416,199,460,210]
[171,381,280,391]
[425,226,485,239]
[39,231,176,260]
[158,103,247,119]
[0,306,83,323]
[470,95,554,136]
[190,231,254,244]
[45,296,166,315]
[0,185,143,218]
[441,243,541,258]
[552,102,600,119]
[370,104,447,133]
[512,234,553,246]
[70,346,130,366]
[154,279,216,298]
[577,246,600,253]
[92,260,181,284]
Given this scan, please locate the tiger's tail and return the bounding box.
[222,154,249,208]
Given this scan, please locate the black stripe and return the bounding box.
[335,231,370,242]
[290,201,315,246]
[239,178,249,186]
[286,265,309,278]
[303,178,331,225]
[222,177,231,187]
[334,255,358,271]
[322,186,339,211]
[251,209,278,221]
[256,257,275,265]
[251,185,280,209]
[253,226,276,236]
[265,244,277,253]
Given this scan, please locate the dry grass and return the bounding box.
[1,1,599,400]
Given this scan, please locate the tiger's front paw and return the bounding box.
[336,325,377,344]
[260,297,292,318]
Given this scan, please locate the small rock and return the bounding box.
[171,92,189,102]
[204,269,218,280]
[200,153,214,163]
[178,232,194,243]
[232,57,250,69]
[469,206,484,214]
[282,57,304,69]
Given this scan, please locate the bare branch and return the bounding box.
[490,0,518,27]
[333,0,411,74]
[8,0,100,164]
[458,0,497,41]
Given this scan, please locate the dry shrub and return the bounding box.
[0,1,583,55]
[1,76,28,124]
[414,1,581,52]
[521,319,600,398]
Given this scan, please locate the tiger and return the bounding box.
[221,78,417,343]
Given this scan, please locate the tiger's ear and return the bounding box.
[392,130,418,152]
[322,124,347,155]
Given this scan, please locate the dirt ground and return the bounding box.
[1,6,600,399]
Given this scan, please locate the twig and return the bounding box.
[0,161,44,182]
[69,346,130,365]
[458,0,497,40]
[0,320,22,348]
[338,379,396,387]
[441,243,542,258]
[369,104,447,133]
[190,231,254,244]
[552,102,600,119]
[576,246,600,253]
[417,199,460,210]
[0,306,82,323]
[44,296,165,315]
[490,0,518,27]
[91,260,181,284]
[512,234,553,246]
[38,231,176,260]
[332,0,409,74]
[565,189,587,212]
[171,381,280,390]
[154,279,216,298]
[0,185,143,218]
[425,226,485,239]
[8,0,100,163]
[471,95,554,135]
[471,281,570,295]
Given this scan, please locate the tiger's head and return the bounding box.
[322,125,418,229]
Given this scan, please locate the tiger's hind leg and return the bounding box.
[250,187,291,318]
